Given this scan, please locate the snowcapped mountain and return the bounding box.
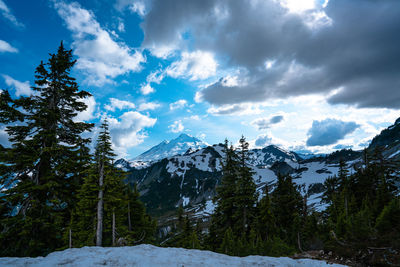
[117,117,400,231]
[133,133,208,162]
[125,142,345,218]
[248,145,301,167]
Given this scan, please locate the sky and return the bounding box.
[0,0,399,159]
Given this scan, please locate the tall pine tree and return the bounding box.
[233,136,257,237]
[0,42,93,256]
[94,119,116,246]
[208,139,239,250]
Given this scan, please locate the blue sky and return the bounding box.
[0,0,399,159]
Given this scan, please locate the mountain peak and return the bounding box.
[178,133,192,138]
[133,134,208,162]
[175,133,196,140]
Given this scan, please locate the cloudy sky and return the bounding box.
[0,0,399,158]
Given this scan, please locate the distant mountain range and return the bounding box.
[116,117,400,237]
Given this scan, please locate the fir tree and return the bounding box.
[271,174,303,246]
[69,169,98,247]
[219,227,235,255]
[0,42,93,256]
[70,119,135,247]
[208,139,239,249]
[95,119,116,246]
[257,185,276,242]
[233,136,257,237]
[125,183,156,245]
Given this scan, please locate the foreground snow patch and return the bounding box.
[0,244,346,267]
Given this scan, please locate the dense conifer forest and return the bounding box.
[1,44,400,266]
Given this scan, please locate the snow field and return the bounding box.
[0,244,347,267]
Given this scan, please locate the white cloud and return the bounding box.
[255,95,400,153]
[169,99,187,110]
[104,98,135,112]
[138,102,161,111]
[146,69,165,84]
[130,1,146,16]
[277,0,332,29]
[140,83,155,95]
[0,40,18,53]
[54,1,145,86]
[197,133,206,140]
[118,20,125,32]
[207,103,263,116]
[115,0,147,16]
[166,51,218,81]
[141,51,218,87]
[74,96,97,122]
[0,0,24,28]
[2,74,32,96]
[189,115,200,121]
[168,120,184,133]
[148,43,177,59]
[108,111,156,157]
[278,0,316,14]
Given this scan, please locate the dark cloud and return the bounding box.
[251,115,284,130]
[140,0,400,108]
[306,118,359,146]
[270,115,284,124]
[255,134,272,147]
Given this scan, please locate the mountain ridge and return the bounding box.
[116,117,400,228]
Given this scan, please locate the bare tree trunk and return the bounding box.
[69,228,72,248]
[297,232,303,252]
[96,161,104,246]
[112,211,116,246]
[127,201,132,232]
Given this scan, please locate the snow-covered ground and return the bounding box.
[0,244,346,267]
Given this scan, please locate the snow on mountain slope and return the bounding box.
[292,161,339,186]
[166,145,224,176]
[0,244,346,267]
[133,134,208,162]
[249,145,300,167]
[126,143,349,216]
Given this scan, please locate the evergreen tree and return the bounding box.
[271,174,303,246]
[94,120,116,246]
[125,183,156,245]
[375,197,400,236]
[257,185,276,242]
[233,136,257,237]
[219,227,235,255]
[0,43,93,256]
[69,169,98,247]
[70,120,136,247]
[103,165,127,246]
[208,139,239,249]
